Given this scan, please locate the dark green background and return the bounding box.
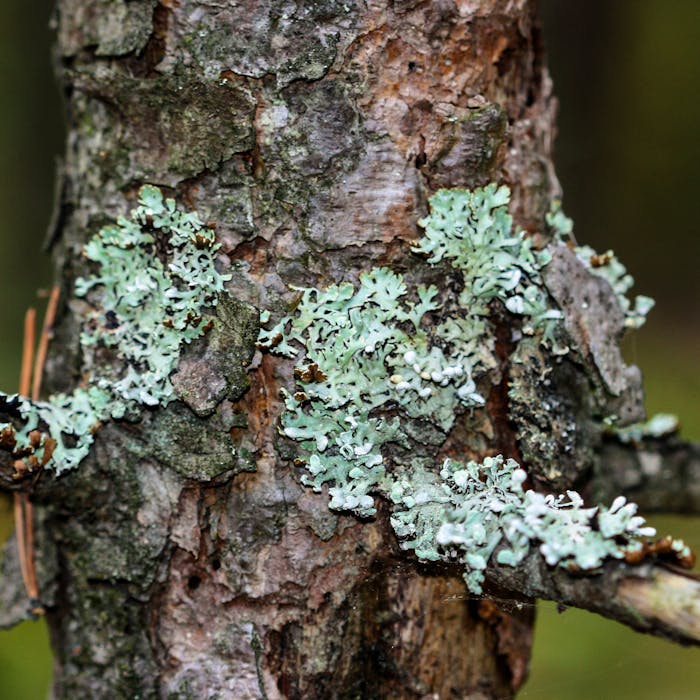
[0,2,697,697]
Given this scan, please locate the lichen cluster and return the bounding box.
[394,455,656,593]
[260,184,661,592]
[75,184,230,408]
[259,185,561,516]
[259,265,490,516]
[0,186,229,474]
[414,185,562,342]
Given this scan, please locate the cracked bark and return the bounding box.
[0,1,696,698]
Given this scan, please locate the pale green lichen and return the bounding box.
[415,184,562,341]
[260,185,561,516]
[260,185,663,592]
[0,387,110,474]
[75,184,230,407]
[259,266,488,515]
[0,186,230,474]
[546,201,654,329]
[393,455,655,593]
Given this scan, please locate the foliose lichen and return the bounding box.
[258,266,487,515]
[260,184,664,593]
[259,184,561,516]
[395,455,655,593]
[0,186,230,474]
[414,185,562,342]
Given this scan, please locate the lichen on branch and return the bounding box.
[259,184,681,594]
[394,454,665,593]
[0,186,230,474]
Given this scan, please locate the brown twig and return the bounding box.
[12,286,60,617]
[19,309,35,398]
[488,547,700,646]
[31,285,60,403]
[14,308,39,614]
[13,489,30,610]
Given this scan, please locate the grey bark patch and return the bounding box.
[72,72,257,182]
[257,78,364,220]
[403,418,447,447]
[509,338,599,489]
[53,444,170,586]
[180,0,358,86]
[208,159,258,244]
[135,461,179,545]
[429,104,508,188]
[171,359,227,416]
[136,401,246,482]
[281,79,363,177]
[170,488,201,556]
[543,243,645,425]
[58,0,156,57]
[172,296,260,417]
[297,491,340,541]
[161,621,264,700]
[543,243,627,395]
[54,581,159,699]
[608,364,645,425]
[307,138,417,247]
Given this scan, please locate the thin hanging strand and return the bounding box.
[25,286,60,615]
[32,286,61,403]
[14,308,37,612]
[13,286,60,616]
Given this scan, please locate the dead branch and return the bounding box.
[488,548,700,645]
[590,436,700,514]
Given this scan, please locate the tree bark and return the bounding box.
[0,1,694,698]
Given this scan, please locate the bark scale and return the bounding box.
[0,1,672,698]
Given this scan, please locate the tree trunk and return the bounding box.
[0,1,693,698]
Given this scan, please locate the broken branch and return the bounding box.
[488,550,700,645]
[591,436,700,515]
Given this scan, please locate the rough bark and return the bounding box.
[0,1,695,698]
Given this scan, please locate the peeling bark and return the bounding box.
[0,1,694,698]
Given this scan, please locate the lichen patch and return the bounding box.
[259,184,668,593]
[0,186,231,474]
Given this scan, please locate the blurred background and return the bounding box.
[0,1,697,697]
